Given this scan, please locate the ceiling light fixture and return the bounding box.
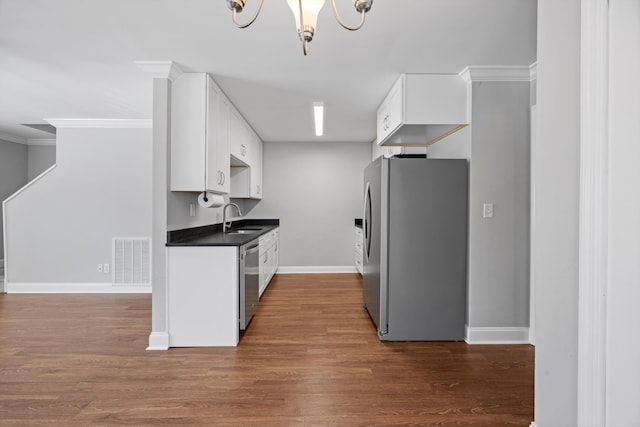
[313,102,324,136]
[226,0,373,55]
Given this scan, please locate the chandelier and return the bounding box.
[226,0,374,55]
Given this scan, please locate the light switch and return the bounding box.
[483,203,494,218]
[189,203,196,217]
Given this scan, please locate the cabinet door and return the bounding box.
[355,227,363,274]
[250,132,263,199]
[170,73,207,191]
[229,108,250,165]
[386,77,404,135]
[273,236,279,274]
[215,94,231,193]
[376,76,404,145]
[376,100,388,145]
[206,78,230,193]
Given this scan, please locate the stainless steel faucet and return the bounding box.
[222,202,242,233]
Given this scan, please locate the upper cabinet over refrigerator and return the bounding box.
[376,74,469,147]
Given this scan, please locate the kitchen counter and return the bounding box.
[167,219,280,247]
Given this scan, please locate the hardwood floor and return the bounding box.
[0,274,533,426]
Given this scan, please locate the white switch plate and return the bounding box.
[104,263,110,274]
[483,203,494,218]
[189,203,196,217]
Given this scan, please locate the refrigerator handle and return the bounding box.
[363,182,372,260]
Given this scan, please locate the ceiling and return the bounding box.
[0,0,537,143]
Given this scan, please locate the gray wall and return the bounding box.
[468,82,531,328]
[27,144,56,180]
[425,126,471,160]
[427,82,531,330]
[244,141,371,268]
[4,127,152,283]
[534,0,581,425]
[0,139,28,261]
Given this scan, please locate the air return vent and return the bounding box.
[112,238,151,285]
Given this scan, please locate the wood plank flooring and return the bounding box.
[0,274,533,426]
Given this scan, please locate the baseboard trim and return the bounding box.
[6,282,152,294]
[277,266,358,274]
[147,332,170,351]
[465,326,531,344]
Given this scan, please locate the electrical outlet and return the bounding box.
[483,203,494,218]
[97,264,103,273]
[104,263,110,274]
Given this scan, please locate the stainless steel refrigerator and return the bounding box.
[362,156,468,341]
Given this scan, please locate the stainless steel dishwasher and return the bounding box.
[239,240,260,330]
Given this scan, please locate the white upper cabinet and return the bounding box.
[250,131,263,199]
[376,74,469,146]
[377,78,403,144]
[171,73,230,193]
[229,122,263,200]
[229,107,251,166]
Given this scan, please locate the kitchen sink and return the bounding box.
[226,228,261,235]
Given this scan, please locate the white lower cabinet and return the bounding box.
[259,228,279,296]
[167,246,239,347]
[355,226,363,275]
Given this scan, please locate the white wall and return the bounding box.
[534,0,581,425]
[244,141,371,268]
[27,144,56,181]
[4,127,152,284]
[0,139,28,262]
[606,1,640,424]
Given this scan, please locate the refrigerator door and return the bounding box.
[362,157,387,335]
[384,158,468,340]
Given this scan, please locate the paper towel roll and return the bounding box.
[198,192,225,208]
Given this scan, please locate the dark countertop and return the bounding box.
[167,219,279,247]
[355,218,362,228]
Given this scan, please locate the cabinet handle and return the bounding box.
[241,144,246,156]
[221,171,226,185]
[217,170,222,185]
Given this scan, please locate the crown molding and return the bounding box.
[45,119,152,129]
[0,132,28,144]
[135,61,184,81]
[27,138,56,146]
[459,65,537,83]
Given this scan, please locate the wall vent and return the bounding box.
[112,238,151,285]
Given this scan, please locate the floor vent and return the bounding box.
[112,238,151,285]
